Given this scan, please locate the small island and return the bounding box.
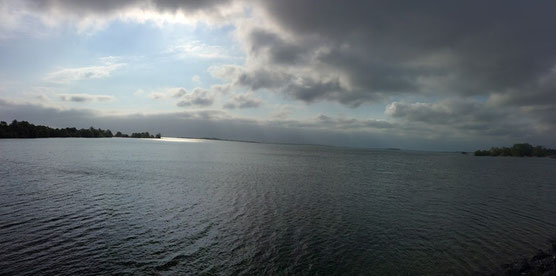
[474,143,556,157]
[0,120,161,139]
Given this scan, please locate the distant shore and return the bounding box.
[0,120,160,139]
[475,143,556,158]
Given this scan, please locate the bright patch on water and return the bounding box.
[158,137,204,143]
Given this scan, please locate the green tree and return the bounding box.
[511,143,533,157]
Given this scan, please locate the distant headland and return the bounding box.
[0,120,161,139]
[474,143,556,157]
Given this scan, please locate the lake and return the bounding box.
[1,138,555,274]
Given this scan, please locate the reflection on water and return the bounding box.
[1,138,555,274]
[157,137,205,143]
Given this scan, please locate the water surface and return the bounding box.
[1,138,555,274]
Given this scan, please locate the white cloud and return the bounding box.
[44,62,124,84]
[0,0,245,36]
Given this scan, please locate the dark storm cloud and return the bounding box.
[235,69,286,91]
[248,29,308,65]
[218,65,357,104]
[490,69,556,108]
[225,0,556,110]
[384,100,541,138]
[283,78,344,104]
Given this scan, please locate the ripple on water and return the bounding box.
[1,139,556,274]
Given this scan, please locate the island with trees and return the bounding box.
[0,120,161,139]
[474,143,556,157]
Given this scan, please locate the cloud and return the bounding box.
[7,0,556,112]
[148,87,187,99]
[384,99,542,138]
[146,87,218,107]
[200,0,556,112]
[488,65,556,108]
[3,0,556,146]
[266,114,394,131]
[1,99,555,151]
[176,88,214,107]
[223,93,262,109]
[0,0,241,35]
[24,0,233,15]
[58,93,114,102]
[44,62,124,84]
[313,115,394,130]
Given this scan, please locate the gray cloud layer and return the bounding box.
[385,100,535,138]
[2,99,555,151]
[223,93,262,109]
[236,1,556,102]
[218,0,556,136]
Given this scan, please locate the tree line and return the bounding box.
[474,143,556,157]
[0,120,161,139]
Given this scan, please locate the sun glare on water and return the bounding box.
[158,137,204,143]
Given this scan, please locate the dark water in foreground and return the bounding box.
[1,138,555,275]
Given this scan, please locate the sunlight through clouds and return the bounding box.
[166,40,237,60]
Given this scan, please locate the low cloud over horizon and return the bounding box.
[2,99,553,151]
[1,0,555,150]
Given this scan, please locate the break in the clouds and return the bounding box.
[167,40,235,60]
[1,0,555,150]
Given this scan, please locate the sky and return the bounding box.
[1,0,555,151]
